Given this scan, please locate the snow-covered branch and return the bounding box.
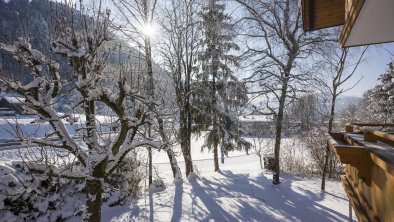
[106,139,160,175]
[23,162,87,180]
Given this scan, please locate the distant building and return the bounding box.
[238,113,273,137]
[0,93,35,115]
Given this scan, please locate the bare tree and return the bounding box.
[236,0,332,184]
[111,0,182,183]
[320,47,367,190]
[253,134,274,170]
[157,0,202,176]
[0,2,157,221]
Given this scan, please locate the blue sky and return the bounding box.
[342,43,394,97]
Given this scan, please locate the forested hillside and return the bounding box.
[0,0,57,82]
[0,0,172,112]
[1,0,167,81]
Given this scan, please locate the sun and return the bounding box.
[142,23,156,38]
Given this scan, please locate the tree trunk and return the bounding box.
[211,41,219,172]
[221,147,224,164]
[321,93,336,190]
[259,155,263,170]
[85,179,103,222]
[145,33,155,186]
[181,128,193,176]
[214,143,219,171]
[185,75,194,176]
[182,130,193,176]
[84,100,97,150]
[148,147,153,186]
[328,156,335,178]
[166,149,182,179]
[157,115,182,179]
[273,73,289,185]
[321,143,330,190]
[83,99,102,222]
[180,104,194,177]
[186,107,193,175]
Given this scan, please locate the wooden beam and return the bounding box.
[326,133,367,165]
[339,0,365,47]
[302,0,345,31]
[346,123,394,146]
[302,0,311,31]
[350,123,394,127]
[341,175,381,222]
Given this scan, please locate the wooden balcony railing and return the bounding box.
[326,123,394,222]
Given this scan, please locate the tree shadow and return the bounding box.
[188,176,240,222]
[149,192,154,222]
[130,170,353,222]
[195,170,352,222]
[170,181,183,222]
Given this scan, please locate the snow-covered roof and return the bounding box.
[238,115,272,122]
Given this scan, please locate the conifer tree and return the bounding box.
[362,62,394,123]
[194,0,249,171]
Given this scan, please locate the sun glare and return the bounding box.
[142,23,156,38]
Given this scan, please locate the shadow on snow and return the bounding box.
[127,170,350,222]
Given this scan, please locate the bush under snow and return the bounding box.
[0,154,144,221]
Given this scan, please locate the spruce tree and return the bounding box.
[194,0,249,171]
[362,62,394,123]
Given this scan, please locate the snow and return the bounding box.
[51,39,87,58]
[238,114,272,122]
[0,118,356,222]
[95,152,357,222]
[95,137,356,222]
[0,114,119,141]
[1,96,26,104]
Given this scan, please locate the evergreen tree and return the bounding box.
[193,0,249,171]
[362,62,394,123]
[380,62,394,100]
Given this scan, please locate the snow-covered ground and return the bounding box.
[96,151,357,222]
[0,117,357,222]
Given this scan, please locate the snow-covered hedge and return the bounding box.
[0,155,144,221]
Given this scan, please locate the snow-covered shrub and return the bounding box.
[104,153,144,206]
[0,161,85,221]
[192,164,201,176]
[0,156,145,221]
[279,139,314,176]
[148,178,166,193]
[147,168,166,193]
[299,128,343,178]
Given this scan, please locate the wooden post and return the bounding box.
[345,123,353,132]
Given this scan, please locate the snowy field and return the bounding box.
[103,135,355,222]
[0,117,357,222]
[96,151,357,222]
